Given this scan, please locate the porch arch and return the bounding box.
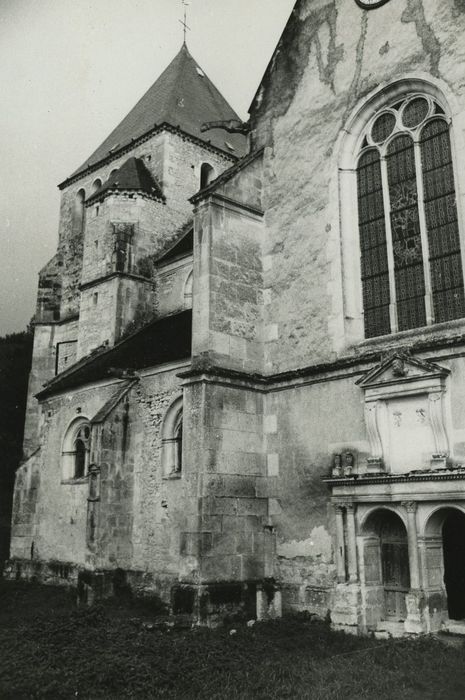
[424,506,465,620]
[361,508,410,621]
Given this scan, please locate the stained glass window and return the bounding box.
[386,134,426,331]
[371,112,396,144]
[402,98,429,129]
[357,150,391,337]
[420,119,465,322]
[356,95,465,338]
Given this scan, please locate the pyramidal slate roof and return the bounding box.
[87,157,164,202]
[70,44,247,181]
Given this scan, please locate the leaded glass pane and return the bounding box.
[402,97,429,129]
[357,150,391,338]
[75,439,86,479]
[420,119,465,322]
[371,112,396,144]
[386,134,426,331]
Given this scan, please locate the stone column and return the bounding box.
[402,501,426,634]
[345,503,358,583]
[334,505,346,583]
[402,501,421,590]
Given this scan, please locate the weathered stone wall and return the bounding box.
[12,382,117,564]
[36,254,62,323]
[249,0,465,373]
[182,377,269,586]
[265,372,366,612]
[163,132,233,224]
[128,366,198,584]
[82,195,170,286]
[193,159,265,373]
[23,319,79,456]
[77,275,157,359]
[77,278,118,358]
[12,364,193,586]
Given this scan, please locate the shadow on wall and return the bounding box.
[0,330,33,566]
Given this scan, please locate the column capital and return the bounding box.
[402,501,417,513]
[333,503,346,514]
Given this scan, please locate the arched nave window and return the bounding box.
[161,396,183,477]
[62,418,91,481]
[355,94,465,338]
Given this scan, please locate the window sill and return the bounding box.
[162,472,182,481]
[355,317,465,352]
[61,476,89,486]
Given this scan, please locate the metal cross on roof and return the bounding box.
[179,0,191,45]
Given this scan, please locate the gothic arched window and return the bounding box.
[161,396,183,477]
[200,162,215,189]
[62,419,91,481]
[356,95,465,338]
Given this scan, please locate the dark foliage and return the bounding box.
[0,330,33,562]
[1,581,465,699]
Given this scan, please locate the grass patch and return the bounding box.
[1,580,465,699]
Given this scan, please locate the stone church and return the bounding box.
[7,0,465,636]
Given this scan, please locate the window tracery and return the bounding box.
[356,94,465,338]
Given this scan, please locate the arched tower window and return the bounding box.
[62,418,91,481]
[200,162,215,189]
[161,396,183,477]
[91,178,102,194]
[356,94,465,338]
[73,189,86,235]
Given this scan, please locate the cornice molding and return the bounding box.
[58,123,238,191]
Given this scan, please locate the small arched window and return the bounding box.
[91,178,102,194]
[356,94,465,338]
[62,419,91,481]
[174,414,183,474]
[73,189,86,235]
[200,162,215,189]
[161,396,183,477]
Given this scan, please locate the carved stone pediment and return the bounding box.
[357,353,451,473]
[356,352,449,391]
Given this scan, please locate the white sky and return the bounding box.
[0,0,295,335]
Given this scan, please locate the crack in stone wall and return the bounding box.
[401,0,441,78]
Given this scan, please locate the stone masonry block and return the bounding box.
[229,336,247,360]
[212,531,237,555]
[221,515,246,534]
[200,555,242,582]
[215,452,266,476]
[241,555,265,580]
[256,476,279,498]
[201,496,239,516]
[201,516,223,534]
[235,498,268,517]
[211,331,230,356]
[267,453,280,476]
[264,415,277,434]
[204,474,257,499]
[263,255,273,272]
[221,429,261,453]
[264,324,279,342]
[212,410,260,434]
